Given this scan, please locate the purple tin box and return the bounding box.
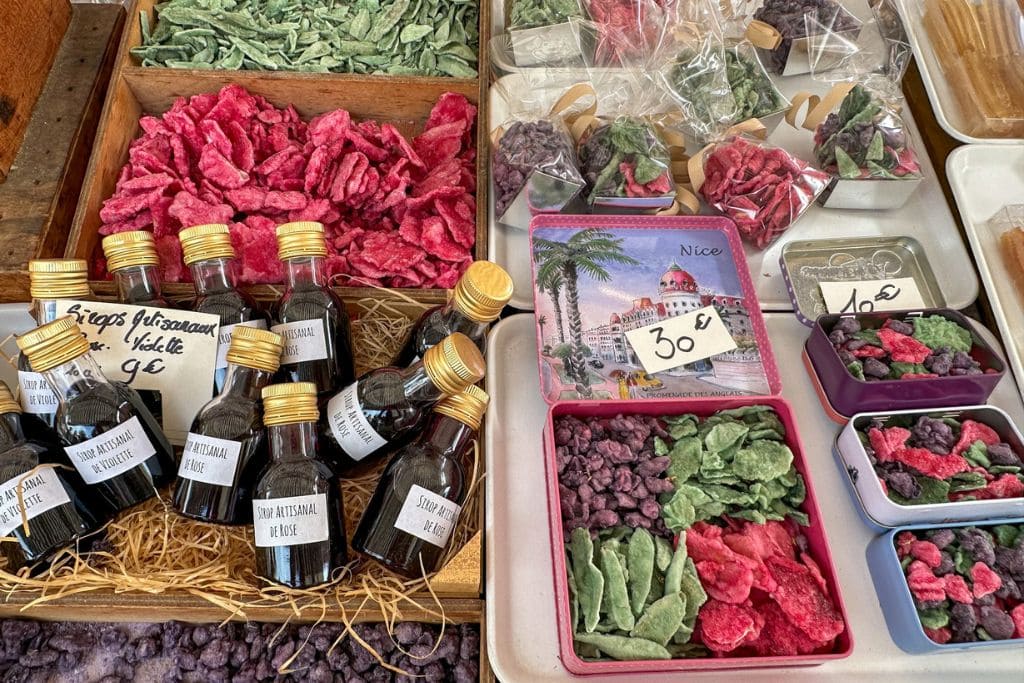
[803,309,1007,422]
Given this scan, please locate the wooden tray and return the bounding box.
[69,0,491,305]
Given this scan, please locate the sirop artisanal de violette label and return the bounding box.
[0,468,72,537]
[393,485,461,548]
[252,493,330,547]
[325,382,387,461]
[17,371,58,415]
[178,432,242,487]
[271,320,329,365]
[63,416,157,485]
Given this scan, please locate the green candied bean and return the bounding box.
[574,632,671,661]
[664,532,689,596]
[654,535,673,573]
[569,528,604,633]
[679,557,707,622]
[627,529,655,617]
[671,620,695,645]
[566,551,579,633]
[631,592,686,646]
[599,547,635,631]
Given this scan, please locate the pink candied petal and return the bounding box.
[970,562,1002,598]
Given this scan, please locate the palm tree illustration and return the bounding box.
[537,268,567,345]
[533,229,639,394]
[537,314,548,350]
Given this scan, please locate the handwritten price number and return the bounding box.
[648,312,713,360]
[839,283,903,313]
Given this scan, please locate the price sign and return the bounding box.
[625,306,738,375]
[819,278,926,314]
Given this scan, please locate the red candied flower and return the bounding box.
[951,420,1001,456]
[869,427,912,463]
[695,559,756,604]
[620,162,671,198]
[1012,604,1024,638]
[906,565,945,602]
[878,328,931,363]
[943,574,973,604]
[976,473,1024,500]
[890,446,970,479]
[721,520,794,562]
[895,531,916,558]
[970,562,1002,598]
[909,541,942,568]
[924,627,952,644]
[853,345,887,359]
[698,600,764,653]
[750,601,829,656]
[767,556,846,642]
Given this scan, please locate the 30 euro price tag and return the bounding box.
[819,278,926,314]
[624,306,738,375]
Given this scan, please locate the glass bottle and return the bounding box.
[17,259,93,444]
[179,223,269,395]
[270,222,355,398]
[16,317,176,516]
[352,385,488,578]
[394,261,513,366]
[321,333,485,476]
[101,231,174,308]
[0,382,100,572]
[173,326,283,524]
[253,382,347,589]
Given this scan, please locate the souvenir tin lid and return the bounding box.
[780,237,946,327]
[529,215,781,403]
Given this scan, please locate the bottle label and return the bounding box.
[63,416,158,485]
[252,493,330,547]
[271,320,329,365]
[0,467,72,537]
[215,320,268,370]
[17,371,58,415]
[326,382,387,461]
[393,485,462,548]
[178,432,242,487]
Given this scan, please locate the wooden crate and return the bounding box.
[68,0,490,305]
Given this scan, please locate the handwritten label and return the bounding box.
[54,300,220,444]
[63,416,157,484]
[17,371,58,415]
[253,493,329,547]
[0,467,71,537]
[215,320,267,370]
[325,382,387,462]
[178,433,242,487]
[271,320,328,365]
[624,306,738,375]
[819,278,926,314]
[394,485,462,548]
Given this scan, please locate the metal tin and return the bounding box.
[817,175,924,210]
[804,309,1007,419]
[835,406,1024,528]
[867,520,1024,654]
[544,398,853,674]
[780,237,945,327]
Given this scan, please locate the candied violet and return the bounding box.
[949,602,977,635]
[492,119,584,220]
[987,442,1022,467]
[883,470,920,499]
[978,606,1016,640]
[910,416,956,455]
[958,528,997,565]
[753,0,860,73]
[833,317,862,335]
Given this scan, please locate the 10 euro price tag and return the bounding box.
[625,306,738,375]
[819,277,927,314]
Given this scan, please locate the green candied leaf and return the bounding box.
[661,490,696,533]
[665,413,698,436]
[667,437,702,482]
[140,9,152,44]
[218,46,245,70]
[366,0,410,42]
[866,160,900,179]
[852,328,881,345]
[436,54,477,78]
[387,64,423,75]
[963,440,991,468]
[654,437,669,457]
[704,422,749,454]
[700,484,753,507]
[670,621,695,645]
[912,315,973,352]
[731,508,768,524]
[440,41,478,62]
[732,440,794,482]
[632,154,666,186]
[600,546,635,631]
[626,529,655,618]
[890,361,929,378]
[866,130,885,161]
[847,360,865,380]
[354,54,391,66]
[678,557,707,622]
[917,608,950,630]
[630,592,685,646]
[663,535,688,596]
[835,146,862,179]
[569,528,604,633]
[977,627,993,641]
[715,405,774,421]
[699,451,726,477]
[336,40,379,57]
[992,525,1021,547]
[349,8,372,40]
[949,471,988,493]
[296,40,331,64]
[891,476,951,505]
[399,23,433,43]
[567,552,579,632]
[747,427,785,441]
[573,632,671,660]
[900,554,913,570]
[228,36,279,69]
[654,536,673,573]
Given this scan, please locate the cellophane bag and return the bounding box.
[506,0,591,67]
[750,0,861,75]
[581,0,676,67]
[697,135,830,248]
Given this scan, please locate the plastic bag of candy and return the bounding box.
[505,0,591,67]
[745,0,862,75]
[578,0,676,68]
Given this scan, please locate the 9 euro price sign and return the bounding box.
[624,306,738,376]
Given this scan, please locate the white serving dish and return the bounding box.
[947,144,1024,401]
[836,405,1024,528]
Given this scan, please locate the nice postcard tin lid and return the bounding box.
[780,236,946,327]
[529,215,781,403]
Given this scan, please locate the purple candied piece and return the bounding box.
[952,351,976,369]
[974,592,996,607]
[832,316,862,335]
[838,349,857,365]
[589,509,620,528]
[828,328,847,346]
[924,351,953,376]
[916,599,946,610]
[965,367,984,376]
[928,530,957,550]
[910,416,957,455]
[863,357,890,378]
[995,545,1024,574]
[949,602,977,634]
[977,606,1016,640]
[886,319,915,336]
[993,567,1021,600]
[884,470,920,499]
[935,552,955,576]
[845,338,868,351]
[949,368,968,376]
[639,498,661,519]
[958,528,997,565]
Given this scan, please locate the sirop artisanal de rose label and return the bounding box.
[0,468,71,537]
[178,432,242,487]
[215,320,268,370]
[393,485,461,548]
[63,416,157,484]
[271,320,328,365]
[252,493,330,547]
[17,371,58,415]
[325,382,387,461]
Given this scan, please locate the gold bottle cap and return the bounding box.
[0,382,21,415]
[28,259,91,300]
[276,221,327,260]
[262,382,319,426]
[434,384,489,431]
[452,261,513,323]
[16,316,91,373]
[179,223,235,265]
[422,333,486,396]
[102,231,160,272]
[226,326,283,373]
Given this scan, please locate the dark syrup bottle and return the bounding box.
[0,382,101,572]
[321,333,486,477]
[16,317,177,516]
[253,382,347,589]
[393,261,512,366]
[173,326,283,524]
[101,230,175,308]
[352,385,487,578]
[179,223,269,395]
[271,222,355,399]
[17,259,93,445]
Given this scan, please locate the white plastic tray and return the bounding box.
[947,144,1024,400]
[894,0,1024,145]
[485,312,1024,681]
